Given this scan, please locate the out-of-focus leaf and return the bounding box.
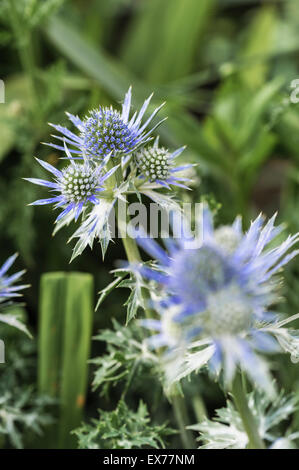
[123,0,215,83]
[240,6,278,88]
[43,16,146,101]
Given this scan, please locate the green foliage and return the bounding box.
[189,386,299,449]
[122,0,215,83]
[91,318,159,397]
[96,266,152,324]
[38,272,94,448]
[0,388,54,449]
[73,399,175,449]
[0,326,55,449]
[2,0,299,450]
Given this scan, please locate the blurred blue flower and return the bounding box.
[135,137,192,189]
[136,207,299,392]
[25,145,118,225]
[46,87,165,161]
[0,253,28,306]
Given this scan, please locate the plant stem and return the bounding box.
[116,206,196,448]
[110,161,196,448]
[231,373,265,449]
[172,394,196,449]
[192,395,207,423]
[117,213,142,263]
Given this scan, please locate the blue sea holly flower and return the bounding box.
[135,137,192,189]
[136,208,299,393]
[25,146,118,226]
[0,253,28,307]
[47,88,166,161]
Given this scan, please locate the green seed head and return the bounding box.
[136,146,171,182]
[60,164,98,204]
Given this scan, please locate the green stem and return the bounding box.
[116,206,196,449]
[231,373,265,449]
[110,162,196,448]
[117,214,142,263]
[172,394,196,449]
[192,395,207,423]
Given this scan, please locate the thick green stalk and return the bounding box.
[231,373,265,449]
[38,272,94,449]
[117,212,142,262]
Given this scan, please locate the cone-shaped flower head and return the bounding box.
[25,145,118,225]
[59,163,100,206]
[81,107,139,159]
[136,146,171,181]
[47,88,166,162]
[135,137,192,189]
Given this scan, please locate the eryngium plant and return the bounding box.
[25,89,299,450]
[136,208,299,395]
[26,88,191,261]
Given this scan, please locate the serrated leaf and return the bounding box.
[95,272,127,312]
[73,399,175,449]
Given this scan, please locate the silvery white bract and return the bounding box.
[189,387,299,449]
[137,207,299,394]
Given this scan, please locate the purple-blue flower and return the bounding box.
[136,207,299,391]
[25,145,118,226]
[46,87,165,161]
[0,253,28,307]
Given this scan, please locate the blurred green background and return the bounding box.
[1,0,299,449]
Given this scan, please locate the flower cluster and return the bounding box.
[27,88,191,259]
[136,207,299,393]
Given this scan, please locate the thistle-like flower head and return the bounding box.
[136,207,299,392]
[47,88,166,161]
[136,146,170,181]
[203,284,253,337]
[81,107,139,159]
[25,145,118,225]
[135,138,191,189]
